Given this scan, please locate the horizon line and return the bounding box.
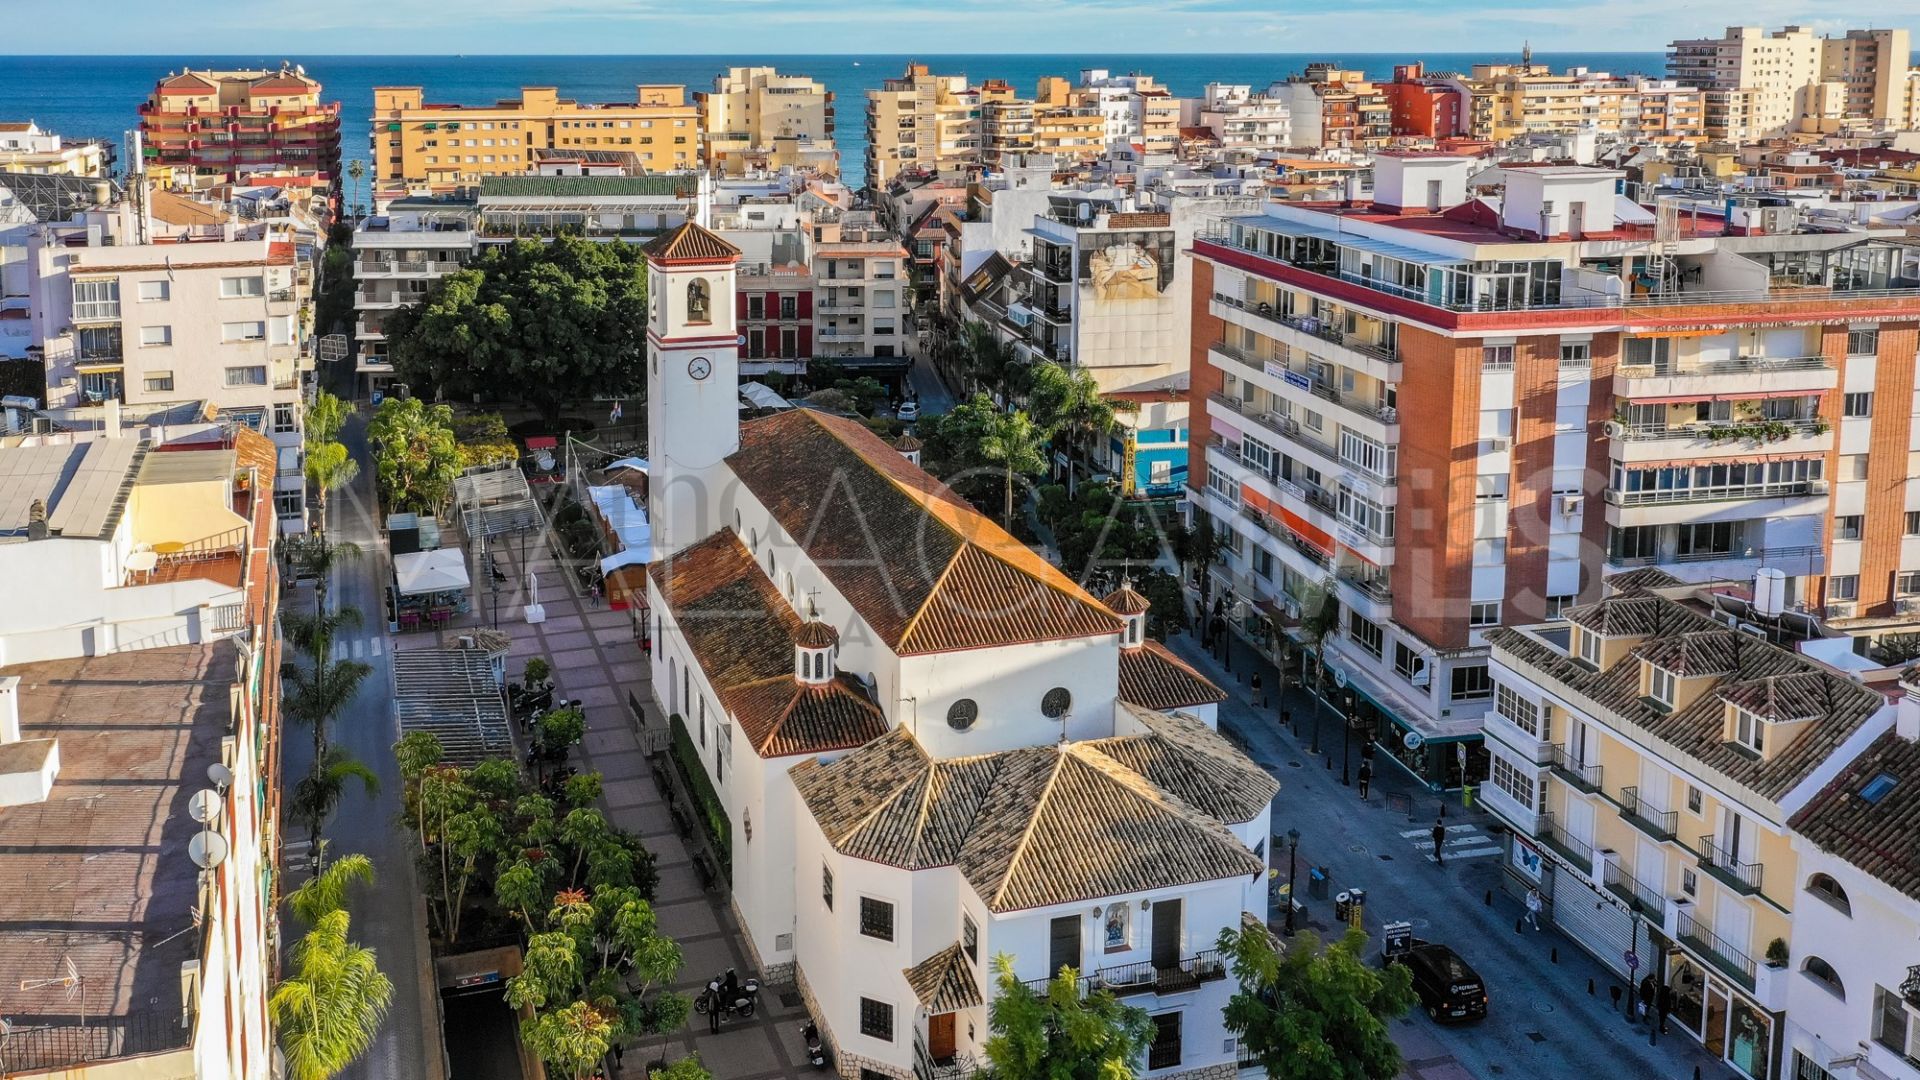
[0,49,1681,59]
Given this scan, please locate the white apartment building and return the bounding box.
[1188,85,1293,154]
[812,216,909,359]
[352,194,478,393]
[642,221,1271,1080]
[1668,25,1916,139]
[1076,70,1181,156]
[25,205,312,532]
[0,121,110,177]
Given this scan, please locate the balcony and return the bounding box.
[1603,479,1825,508]
[1602,861,1668,919]
[1023,949,1228,999]
[1618,787,1677,841]
[1675,911,1756,990]
[1539,812,1594,873]
[1547,746,1603,794]
[815,326,866,342]
[1212,293,1400,371]
[1614,355,1837,400]
[1035,260,1073,283]
[1696,836,1764,896]
[1608,419,1831,464]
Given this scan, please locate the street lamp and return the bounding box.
[1283,828,1301,936]
[1339,691,1358,786]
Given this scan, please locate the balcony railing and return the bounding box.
[1606,544,1825,570]
[1697,836,1764,896]
[1547,746,1603,793]
[1604,480,1824,507]
[1619,787,1677,841]
[1675,911,1756,989]
[1613,419,1829,443]
[1336,565,1391,602]
[913,1031,978,1080]
[1616,355,1832,378]
[1212,292,1399,364]
[1539,812,1594,872]
[1602,861,1668,918]
[1022,949,1228,999]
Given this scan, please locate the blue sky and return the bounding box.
[4,0,1913,53]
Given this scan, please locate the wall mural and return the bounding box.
[1077,230,1176,299]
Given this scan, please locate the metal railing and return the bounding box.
[1697,836,1764,896]
[0,1013,192,1073]
[1676,911,1756,988]
[913,1031,978,1080]
[206,602,247,632]
[1604,481,1824,507]
[1616,355,1833,377]
[1212,292,1399,364]
[1547,746,1603,793]
[1337,565,1392,602]
[1614,419,1829,442]
[1022,949,1228,998]
[1619,787,1678,841]
[1602,861,1668,918]
[1539,812,1594,871]
[1606,543,1824,569]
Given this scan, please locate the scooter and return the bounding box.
[800,1020,829,1069]
[693,969,759,1020]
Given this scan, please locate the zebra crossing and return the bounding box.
[1401,823,1502,863]
[329,636,386,661]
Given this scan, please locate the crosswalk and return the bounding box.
[330,636,386,661]
[1400,823,1502,863]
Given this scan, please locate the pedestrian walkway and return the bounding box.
[404,539,820,1080]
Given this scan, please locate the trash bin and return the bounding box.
[1347,887,1367,927]
[1308,866,1330,900]
[1334,890,1353,923]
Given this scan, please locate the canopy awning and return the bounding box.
[394,547,470,596]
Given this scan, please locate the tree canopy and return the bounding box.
[1219,922,1416,1080]
[367,397,462,513]
[385,236,650,419]
[983,954,1155,1080]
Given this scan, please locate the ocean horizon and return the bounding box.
[0,52,1766,189]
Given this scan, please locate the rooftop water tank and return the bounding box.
[1753,567,1787,618]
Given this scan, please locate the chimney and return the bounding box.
[26,499,47,541]
[102,396,122,439]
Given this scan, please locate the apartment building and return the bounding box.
[699,66,837,178]
[139,67,341,188]
[0,427,282,1078]
[1481,576,1893,1080]
[1382,64,1469,140]
[1076,70,1181,156]
[1275,67,1393,150]
[351,194,476,392]
[370,85,702,188]
[25,207,313,533]
[1189,85,1293,154]
[1820,29,1914,126]
[1785,674,1920,1080]
[0,122,110,177]
[1186,152,1920,789]
[812,215,909,359]
[1668,25,1915,139]
[1462,65,1708,143]
[865,65,977,189]
[978,81,1036,170]
[1032,78,1107,163]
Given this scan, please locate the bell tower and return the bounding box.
[643,221,743,561]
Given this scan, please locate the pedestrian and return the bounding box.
[590,579,602,607]
[1357,760,1373,800]
[1431,819,1447,864]
[706,987,721,1033]
[1523,886,1543,931]
[1251,671,1266,707]
[1280,707,1292,732]
[1657,983,1672,1034]
[1639,976,1656,1022]
[1208,616,1227,656]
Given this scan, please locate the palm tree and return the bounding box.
[283,653,372,765]
[286,536,361,614]
[964,320,1025,405]
[978,409,1049,531]
[282,606,362,668]
[345,159,367,220]
[290,852,375,925]
[292,748,382,851]
[1026,362,1117,494]
[307,390,353,445]
[271,890,391,1080]
[303,442,360,539]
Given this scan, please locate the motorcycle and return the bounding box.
[693,969,759,1020]
[801,1020,829,1069]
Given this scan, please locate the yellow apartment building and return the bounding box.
[698,66,837,177]
[1481,572,1891,1080]
[370,85,701,187]
[864,65,977,189]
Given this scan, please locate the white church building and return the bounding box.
[640,220,1276,1079]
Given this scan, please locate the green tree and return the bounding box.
[303,441,359,535]
[308,390,353,445]
[978,409,1049,530]
[280,605,361,667]
[649,1057,711,1080]
[285,537,361,615]
[1027,361,1117,492]
[345,159,366,218]
[384,236,650,420]
[520,1000,615,1080]
[1138,570,1189,640]
[291,748,381,851]
[392,730,444,852]
[367,396,462,513]
[283,652,371,765]
[963,320,1026,403]
[271,860,393,1080]
[984,954,1154,1080]
[1219,923,1415,1080]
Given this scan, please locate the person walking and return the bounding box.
[1356,760,1373,801]
[706,985,721,1033]
[1251,671,1266,707]
[1431,819,1447,865]
[1523,886,1543,931]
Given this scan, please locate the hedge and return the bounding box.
[667,713,732,876]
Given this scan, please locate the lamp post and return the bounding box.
[1284,828,1301,936]
[1340,691,1358,786]
[1308,663,1324,755]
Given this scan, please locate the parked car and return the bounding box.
[896,400,920,422]
[1386,940,1488,1023]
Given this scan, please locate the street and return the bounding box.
[1160,630,1736,1080]
[281,410,441,1080]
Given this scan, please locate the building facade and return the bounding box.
[865,66,978,190]
[700,67,838,178]
[139,67,341,189]
[0,122,110,177]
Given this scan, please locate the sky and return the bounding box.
[5,0,1918,54]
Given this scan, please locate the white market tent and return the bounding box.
[394,548,472,596]
[590,484,652,574]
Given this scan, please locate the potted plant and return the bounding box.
[523,656,552,690]
[1764,937,1789,968]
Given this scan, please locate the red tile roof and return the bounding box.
[1117,640,1227,711]
[643,220,741,264]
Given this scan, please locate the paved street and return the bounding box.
[1164,629,1737,1080]
[905,353,958,415]
[281,412,442,1080]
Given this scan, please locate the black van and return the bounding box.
[1387,941,1489,1023]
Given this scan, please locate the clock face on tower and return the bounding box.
[687,356,712,381]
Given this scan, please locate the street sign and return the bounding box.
[1625,950,1641,973]
[1383,921,1413,958]
[1402,730,1425,750]
[1331,666,1349,690]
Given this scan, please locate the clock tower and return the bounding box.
[642,221,743,561]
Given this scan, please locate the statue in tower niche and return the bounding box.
[687,277,711,324]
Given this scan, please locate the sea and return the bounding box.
[0,53,1679,190]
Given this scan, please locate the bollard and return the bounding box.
[1551,948,1558,964]
[1484,890,1492,906]
[1587,978,1595,995]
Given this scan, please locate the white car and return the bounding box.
[896,401,921,422]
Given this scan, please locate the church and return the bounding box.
[641,220,1278,1079]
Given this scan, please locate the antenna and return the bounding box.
[206,763,232,794]
[19,954,86,1046]
[187,789,223,825]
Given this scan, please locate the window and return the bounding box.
[219,275,265,299]
[222,321,267,342]
[822,864,833,910]
[1048,914,1081,976]
[1734,707,1766,753]
[687,279,712,324]
[1836,515,1863,541]
[1147,1012,1183,1071]
[1847,328,1879,356]
[1682,868,1697,896]
[1900,572,1920,597]
[1648,665,1676,709]
[1846,454,1870,481]
[1844,392,1873,418]
[138,325,171,348]
[137,279,169,302]
[1830,575,1859,602]
[1473,538,1505,566]
[859,896,894,941]
[143,371,174,393]
[1687,785,1702,814]
[1907,511,1920,536]
[697,699,706,746]
[272,403,298,434]
[1347,611,1383,658]
[1469,601,1502,628]
[76,325,120,360]
[1482,344,1515,371]
[1559,341,1591,368]
[1495,682,1542,737]
[1545,594,1575,619]
[1490,754,1537,809]
[1792,1050,1835,1080]
[780,295,798,320]
[858,997,893,1042]
[1874,986,1917,1060]
[962,913,978,962]
[1576,627,1602,666]
[223,365,267,387]
[1451,665,1493,702]
[72,279,120,321]
[274,490,304,519]
[1806,873,1851,915]
[1476,473,1510,501]
[1394,642,1427,685]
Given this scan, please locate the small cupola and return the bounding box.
[894,432,923,466]
[794,617,839,686]
[1102,580,1152,649]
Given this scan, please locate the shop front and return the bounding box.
[1316,639,1487,792]
[1666,953,1779,1080]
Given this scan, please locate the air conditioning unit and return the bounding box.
[1825,602,1855,620]
[1809,479,1830,494]
[1898,598,1920,615]
[1484,436,1512,453]
[1602,420,1626,438]
[1559,494,1584,515]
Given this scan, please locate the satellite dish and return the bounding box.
[207,763,233,793]
[188,830,229,871]
[188,789,223,825]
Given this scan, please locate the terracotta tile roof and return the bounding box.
[903,943,984,1012]
[725,673,888,758]
[1117,640,1227,711]
[1789,731,1920,901]
[794,619,840,648]
[1607,567,1685,592]
[1486,591,1885,803]
[642,220,741,264]
[1720,672,1830,722]
[1087,704,1277,823]
[1639,631,1741,677]
[728,410,1120,655]
[1102,584,1151,616]
[790,722,1265,913]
